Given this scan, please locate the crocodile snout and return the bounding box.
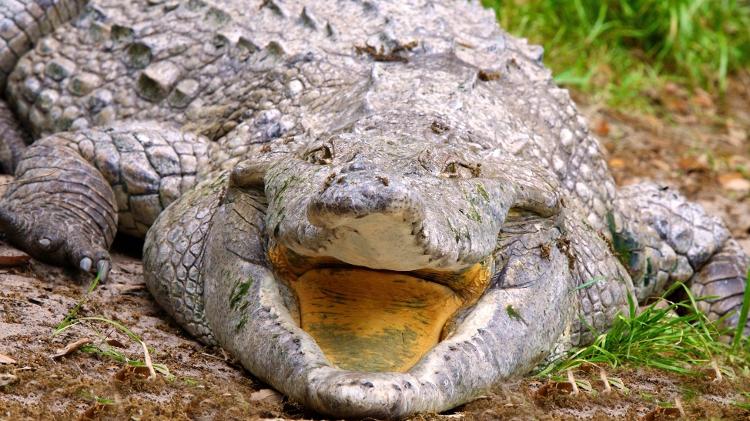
[306,171,429,271]
[307,169,421,228]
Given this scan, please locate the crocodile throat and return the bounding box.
[269,245,492,372]
[291,268,463,372]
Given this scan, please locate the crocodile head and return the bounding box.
[209,109,574,418]
[266,119,506,375]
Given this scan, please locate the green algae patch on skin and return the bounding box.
[290,268,464,372]
[229,276,253,311]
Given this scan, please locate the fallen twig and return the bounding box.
[52,338,92,359]
[139,340,156,380]
[0,353,16,364]
[599,367,612,394]
[566,369,579,395]
[675,397,686,417]
[711,359,723,382]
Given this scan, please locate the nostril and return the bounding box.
[348,161,367,172]
[342,156,372,173]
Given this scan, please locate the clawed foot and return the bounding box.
[0,206,113,281]
[0,140,119,281]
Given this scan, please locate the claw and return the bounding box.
[80,257,93,272]
[97,259,110,282]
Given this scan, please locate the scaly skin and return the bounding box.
[1,0,89,90]
[0,1,747,418]
[0,99,28,172]
[0,0,80,171]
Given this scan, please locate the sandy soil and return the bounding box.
[2,75,750,420]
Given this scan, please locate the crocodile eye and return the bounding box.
[304,144,334,165]
[442,161,481,179]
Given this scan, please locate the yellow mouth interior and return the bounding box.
[290,268,463,372]
[269,245,491,373]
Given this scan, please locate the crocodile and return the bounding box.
[0,0,748,418]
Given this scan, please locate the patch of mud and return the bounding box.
[0,252,306,420]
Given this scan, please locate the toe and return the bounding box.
[79,257,93,272]
[96,259,111,282]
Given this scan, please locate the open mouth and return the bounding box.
[269,245,493,373]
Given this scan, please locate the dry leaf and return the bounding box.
[690,88,714,108]
[250,388,283,404]
[0,353,16,364]
[80,402,109,420]
[105,338,127,349]
[664,98,689,114]
[0,243,31,267]
[534,381,575,398]
[609,158,626,170]
[52,338,92,359]
[728,127,747,147]
[718,172,750,191]
[576,362,599,374]
[113,365,152,382]
[663,82,684,95]
[677,156,708,172]
[641,115,665,133]
[592,119,610,137]
[641,406,682,421]
[651,159,671,172]
[0,373,18,387]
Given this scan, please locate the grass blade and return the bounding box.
[731,270,750,352]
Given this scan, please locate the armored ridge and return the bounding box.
[0,1,747,418]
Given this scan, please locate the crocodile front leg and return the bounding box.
[613,182,749,333]
[0,122,210,279]
[142,174,231,343]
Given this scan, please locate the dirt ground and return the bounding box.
[2,75,750,420]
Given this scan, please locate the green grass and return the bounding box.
[539,279,750,377]
[736,392,750,410]
[52,270,173,379]
[482,0,750,109]
[56,272,102,331]
[732,270,750,352]
[53,315,173,379]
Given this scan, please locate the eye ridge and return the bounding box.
[442,161,481,178]
[304,144,334,165]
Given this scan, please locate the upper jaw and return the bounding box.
[264,155,562,276]
[271,182,507,273]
